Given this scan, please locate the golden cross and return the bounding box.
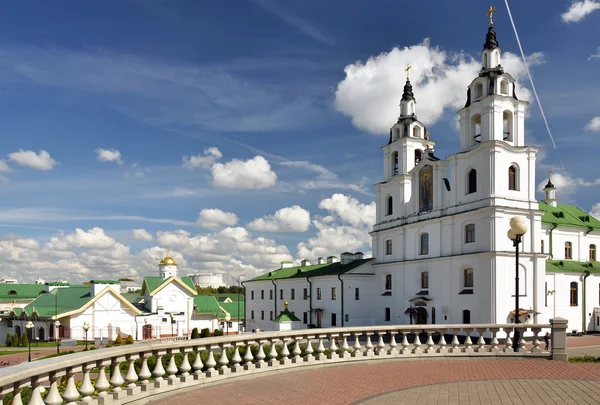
[405,64,411,80]
[548,169,552,177]
[486,5,496,25]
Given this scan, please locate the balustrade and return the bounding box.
[0,321,566,405]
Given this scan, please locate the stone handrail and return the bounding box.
[0,319,568,405]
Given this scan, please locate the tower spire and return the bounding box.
[543,170,557,207]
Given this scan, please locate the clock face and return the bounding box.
[170,293,178,302]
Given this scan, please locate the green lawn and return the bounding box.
[0,350,27,355]
[0,341,85,348]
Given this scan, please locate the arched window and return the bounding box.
[385,240,393,256]
[500,80,508,94]
[464,268,473,288]
[421,272,429,289]
[391,152,399,176]
[508,165,518,191]
[415,149,422,165]
[413,126,422,138]
[465,224,475,243]
[467,169,477,194]
[570,282,578,306]
[419,165,433,212]
[591,244,596,262]
[565,242,573,259]
[471,114,482,145]
[420,233,429,255]
[394,128,400,140]
[385,307,391,322]
[462,309,471,324]
[475,83,483,99]
[503,111,513,141]
[386,196,393,216]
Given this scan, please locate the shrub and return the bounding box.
[114,335,123,345]
[21,332,29,348]
[200,328,211,338]
[6,333,12,347]
[125,335,134,345]
[191,328,200,339]
[213,329,223,337]
[12,333,19,347]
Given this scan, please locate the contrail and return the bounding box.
[504,0,567,176]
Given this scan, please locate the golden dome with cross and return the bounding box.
[159,255,177,266]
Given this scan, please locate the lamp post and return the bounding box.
[26,321,33,362]
[170,313,174,337]
[83,321,90,350]
[55,320,61,354]
[224,313,231,335]
[507,216,528,352]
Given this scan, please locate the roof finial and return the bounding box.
[486,5,496,26]
[284,301,289,310]
[405,64,411,81]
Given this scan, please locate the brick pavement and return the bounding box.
[156,359,600,405]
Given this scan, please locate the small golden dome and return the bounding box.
[160,256,177,266]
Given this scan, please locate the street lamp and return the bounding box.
[224,313,231,335]
[507,216,528,352]
[55,320,61,354]
[83,321,90,350]
[170,313,174,336]
[26,321,33,362]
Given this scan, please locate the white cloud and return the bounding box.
[591,203,600,220]
[334,40,540,134]
[7,149,58,171]
[588,47,600,60]
[132,228,153,241]
[585,117,600,131]
[0,161,11,172]
[197,208,239,229]
[95,148,124,164]
[562,0,600,23]
[182,147,222,169]
[248,205,311,232]
[47,227,120,250]
[279,160,371,195]
[211,155,277,189]
[318,193,375,228]
[538,172,600,200]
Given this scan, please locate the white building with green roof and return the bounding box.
[244,21,600,334]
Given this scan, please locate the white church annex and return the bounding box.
[244,19,600,334]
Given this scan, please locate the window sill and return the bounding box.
[459,289,474,295]
[381,291,392,296]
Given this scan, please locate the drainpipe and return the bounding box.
[585,226,594,236]
[271,279,277,317]
[240,281,247,333]
[306,277,313,327]
[548,223,558,259]
[583,270,591,334]
[337,274,344,327]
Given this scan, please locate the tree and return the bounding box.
[114,335,123,345]
[200,328,211,338]
[217,286,228,293]
[191,328,200,339]
[213,329,223,337]
[12,333,19,347]
[5,333,12,347]
[21,332,29,348]
[125,335,134,344]
[119,278,134,282]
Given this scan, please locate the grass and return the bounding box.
[0,350,27,356]
[0,341,85,348]
[569,355,600,363]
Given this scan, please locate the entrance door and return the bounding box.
[331,313,337,327]
[143,324,152,340]
[316,312,322,328]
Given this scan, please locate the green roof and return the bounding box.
[45,282,70,286]
[193,295,222,315]
[200,293,244,302]
[247,258,374,282]
[546,260,600,274]
[540,202,600,230]
[218,301,245,320]
[90,280,120,284]
[273,309,301,323]
[121,293,143,304]
[21,286,94,318]
[0,284,47,300]
[143,276,196,295]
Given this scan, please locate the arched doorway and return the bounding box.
[15,325,21,338]
[37,327,45,341]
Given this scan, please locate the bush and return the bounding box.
[191,328,200,339]
[200,328,211,338]
[12,333,19,347]
[213,329,223,337]
[21,333,29,348]
[114,335,123,345]
[125,335,134,345]
[6,333,12,347]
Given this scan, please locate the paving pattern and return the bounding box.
[157,359,600,405]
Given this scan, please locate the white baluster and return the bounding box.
[179,351,192,377]
[219,344,230,370]
[79,365,95,401]
[242,343,254,366]
[110,359,125,392]
[166,352,178,379]
[256,342,266,364]
[437,331,447,354]
[268,341,278,364]
[450,330,460,353]
[329,335,339,351]
[425,331,435,354]
[476,330,486,352]
[231,345,242,369]
[280,339,291,364]
[315,337,326,360]
[352,333,362,357]
[504,334,513,352]
[27,384,45,405]
[193,350,205,374]
[43,375,62,405]
[489,329,500,353]
[531,328,542,352]
[376,333,385,355]
[364,333,374,355]
[12,387,23,405]
[464,330,473,352]
[401,332,410,354]
[292,340,302,360]
[94,365,110,397]
[205,347,217,373]
[388,332,398,355]
[152,354,166,382]
[412,330,422,354]
[124,357,139,387]
[341,334,350,353]
[62,369,80,404]
[518,328,526,352]
[305,338,314,360]
[138,355,152,384]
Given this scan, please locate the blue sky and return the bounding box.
[0,0,599,284]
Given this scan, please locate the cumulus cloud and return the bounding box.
[47,227,121,250]
[561,0,600,23]
[591,203,600,220]
[318,193,375,228]
[248,205,311,232]
[0,161,11,172]
[7,149,58,171]
[182,147,222,169]
[585,117,600,131]
[211,155,277,189]
[538,172,600,200]
[95,148,124,164]
[197,208,239,229]
[132,228,153,241]
[334,40,540,134]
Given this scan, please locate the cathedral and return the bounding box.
[245,18,600,334]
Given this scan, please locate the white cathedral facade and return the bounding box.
[245,22,600,334]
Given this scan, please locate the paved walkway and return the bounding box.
[156,359,600,405]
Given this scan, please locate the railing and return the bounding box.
[0,319,568,405]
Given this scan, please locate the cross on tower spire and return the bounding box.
[486,5,496,25]
[405,64,411,81]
